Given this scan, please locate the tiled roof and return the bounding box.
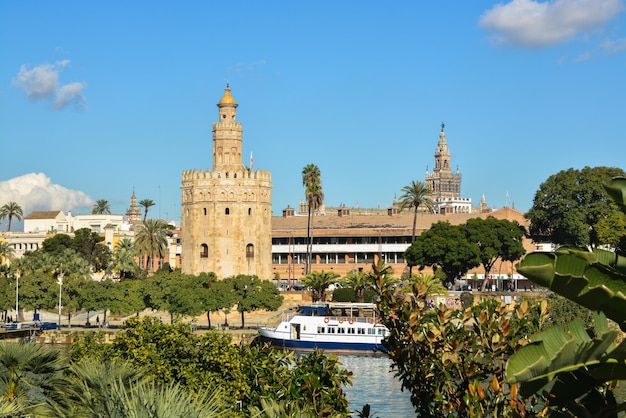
[24,211,63,220]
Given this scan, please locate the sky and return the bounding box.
[1,0,626,230]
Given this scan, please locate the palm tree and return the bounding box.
[398,180,435,277]
[139,199,156,221]
[0,241,15,267]
[0,201,23,232]
[301,270,339,302]
[0,342,71,416]
[410,273,448,296]
[302,164,324,275]
[342,269,373,303]
[134,219,168,273]
[111,238,137,279]
[92,199,111,214]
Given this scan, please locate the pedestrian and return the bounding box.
[96,315,100,325]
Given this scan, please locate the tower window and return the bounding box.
[203,208,207,216]
[246,244,254,258]
[200,244,209,258]
[248,208,252,215]
[225,208,230,215]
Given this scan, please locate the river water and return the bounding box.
[337,354,415,417]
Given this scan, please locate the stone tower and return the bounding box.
[425,123,467,214]
[125,190,142,224]
[181,86,272,279]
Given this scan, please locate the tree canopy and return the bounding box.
[462,216,526,290]
[525,166,626,248]
[404,220,480,284]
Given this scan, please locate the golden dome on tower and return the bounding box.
[219,85,237,105]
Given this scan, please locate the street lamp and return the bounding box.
[15,270,19,323]
[57,269,64,330]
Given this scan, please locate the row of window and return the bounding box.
[199,243,255,258]
[272,236,413,245]
[272,253,406,264]
[199,208,253,216]
[316,326,386,336]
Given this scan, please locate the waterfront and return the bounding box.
[338,354,415,417]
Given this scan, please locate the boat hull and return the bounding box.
[257,302,389,354]
[258,331,387,353]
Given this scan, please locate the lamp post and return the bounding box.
[57,269,64,330]
[15,270,19,322]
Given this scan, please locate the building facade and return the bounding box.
[271,205,534,290]
[181,86,273,279]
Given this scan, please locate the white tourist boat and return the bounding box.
[257,302,389,353]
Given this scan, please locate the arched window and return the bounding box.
[248,208,252,215]
[203,208,207,215]
[246,243,254,258]
[200,244,209,258]
[225,208,230,215]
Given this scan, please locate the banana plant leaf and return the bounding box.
[517,247,626,331]
[604,177,626,213]
[506,313,626,403]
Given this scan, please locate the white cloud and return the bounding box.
[0,173,94,215]
[54,82,87,110]
[479,0,624,48]
[599,37,626,53]
[11,61,87,110]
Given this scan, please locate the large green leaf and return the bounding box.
[604,176,626,213]
[506,313,626,403]
[517,247,626,331]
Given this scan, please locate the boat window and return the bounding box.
[328,328,336,334]
[317,327,325,333]
[338,327,345,334]
[358,328,365,334]
[368,329,375,335]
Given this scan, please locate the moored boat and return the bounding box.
[257,302,388,353]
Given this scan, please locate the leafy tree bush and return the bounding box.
[332,287,356,302]
[525,166,625,248]
[373,262,549,416]
[459,291,473,310]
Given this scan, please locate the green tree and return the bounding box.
[41,233,73,257]
[91,199,111,215]
[525,166,625,248]
[72,227,112,272]
[301,270,340,302]
[76,317,250,402]
[462,217,526,291]
[0,201,23,232]
[199,275,234,329]
[139,198,155,221]
[404,221,480,285]
[134,219,168,273]
[225,275,284,328]
[341,269,373,303]
[595,210,626,255]
[302,164,324,275]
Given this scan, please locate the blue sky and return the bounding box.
[1,0,626,228]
